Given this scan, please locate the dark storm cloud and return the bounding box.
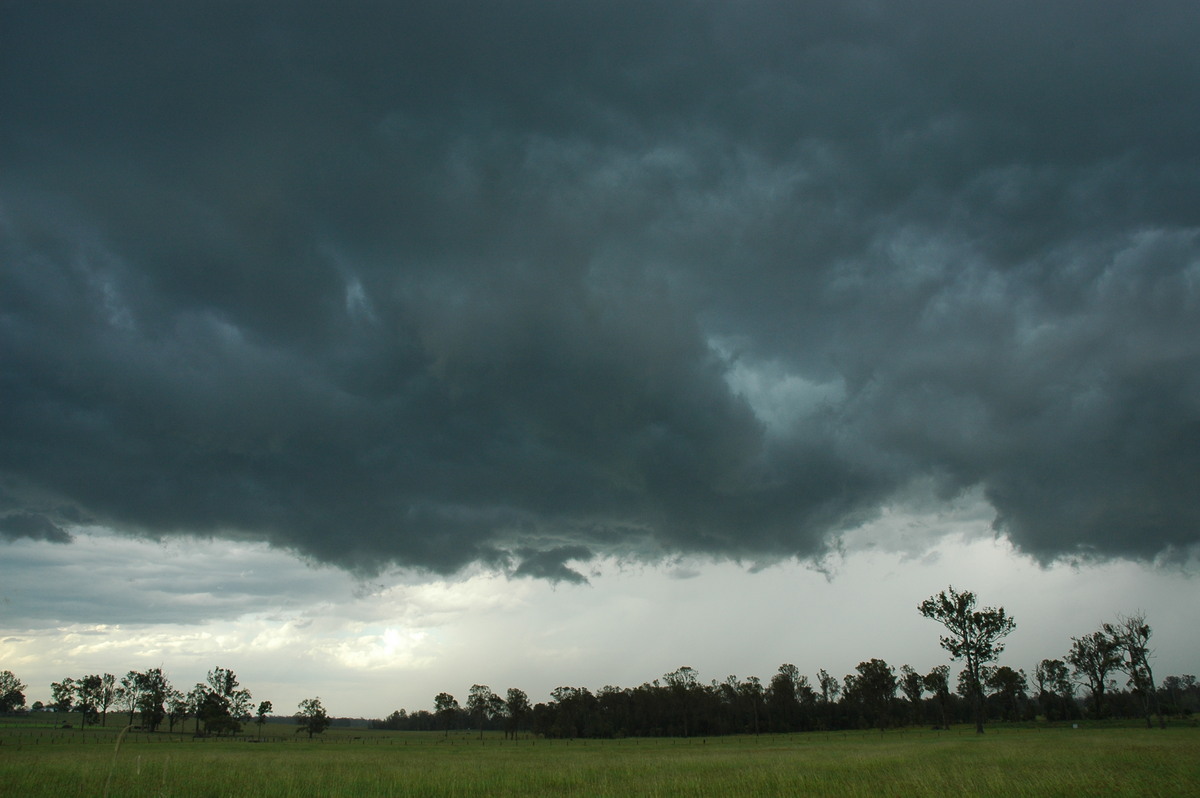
[0,512,71,544]
[511,546,595,585]
[2,1,1198,575]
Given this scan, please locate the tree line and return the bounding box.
[372,588,1196,738]
[3,587,1195,739]
[0,666,330,738]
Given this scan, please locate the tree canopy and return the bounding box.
[919,585,1016,734]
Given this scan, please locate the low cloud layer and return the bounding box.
[2,1,1198,578]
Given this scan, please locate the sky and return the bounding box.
[2,1,1198,717]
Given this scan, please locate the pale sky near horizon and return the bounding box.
[3,1,1199,718]
[6,494,1197,717]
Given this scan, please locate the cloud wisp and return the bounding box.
[2,1,1199,581]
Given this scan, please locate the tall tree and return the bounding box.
[197,666,248,735]
[134,668,170,732]
[984,666,1028,722]
[434,692,459,737]
[98,673,117,726]
[1104,612,1164,728]
[899,665,925,726]
[504,688,530,740]
[663,666,700,737]
[923,665,952,730]
[1068,630,1121,719]
[256,700,273,739]
[165,689,189,733]
[119,671,142,727]
[51,678,76,715]
[853,659,897,731]
[918,585,1016,733]
[295,697,330,738]
[739,676,765,735]
[206,667,239,698]
[75,675,103,727]
[187,683,209,735]
[816,669,839,730]
[1034,659,1073,722]
[467,684,496,740]
[0,671,26,712]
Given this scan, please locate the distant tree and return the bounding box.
[166,689,189,733]
[739,676,765,735]
[919,586,1016,733]
[256,700,273,739]
[487,692,506,732]
[51,678,76,715]
[98,674,117,726]
[75,675,103,727]
[1068,630,1122,719]
[1161,674,1198,716]
[187,684,209,735]
[0,670,26,712]
[923,665,952,729]
[134,668,170,731]
[1104,613,1164,728]
[119,671,142,727]
[467,685,497,740]
[817,669,839,730]
[230,688,254,726]
[434,692,459,737]
[985,665,1028,722]
[1034,659,1074,722]
[899,665,925,725]
[504,688,530,739]
[664,666,700,737]
[295,697,330,739]
[853,659,897,731]
[196,667,248,735]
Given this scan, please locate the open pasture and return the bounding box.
[1,722,1197,797]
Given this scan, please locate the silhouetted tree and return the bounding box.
[256,700,273,739]
[194,667,248,735]
[853,659,897,731]
[118,671,141,727]
[75,675,103,727]
[1068,630,1121,719]
[134,668,169,731]
[51,678,76,715]
[296,697,330,738]
[434,692,459,737]
[1034,659,1074,721]
[1104,613,1164,728]
[467,684,497,740]
[740,676,765,735]
[924,665,952,729]
[899,665,924,725]
[98,673,117,726]
[817,669,840,730]
[504,688,530,739]
[919,585,1016,733]
[663,666,700,737]
[165,689,188,733]
[0,671,26,712]
[985,665,1028,722]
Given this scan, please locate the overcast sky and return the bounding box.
[2,1,1198,717]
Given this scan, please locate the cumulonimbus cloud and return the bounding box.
[2,1,1198,577]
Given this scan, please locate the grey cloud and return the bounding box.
[1,1,1198,579]
[511,546,595,585]
[0,512,72,544]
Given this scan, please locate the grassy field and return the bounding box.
[1,720,1197,797]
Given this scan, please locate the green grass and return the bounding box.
[1,722,1197,797]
